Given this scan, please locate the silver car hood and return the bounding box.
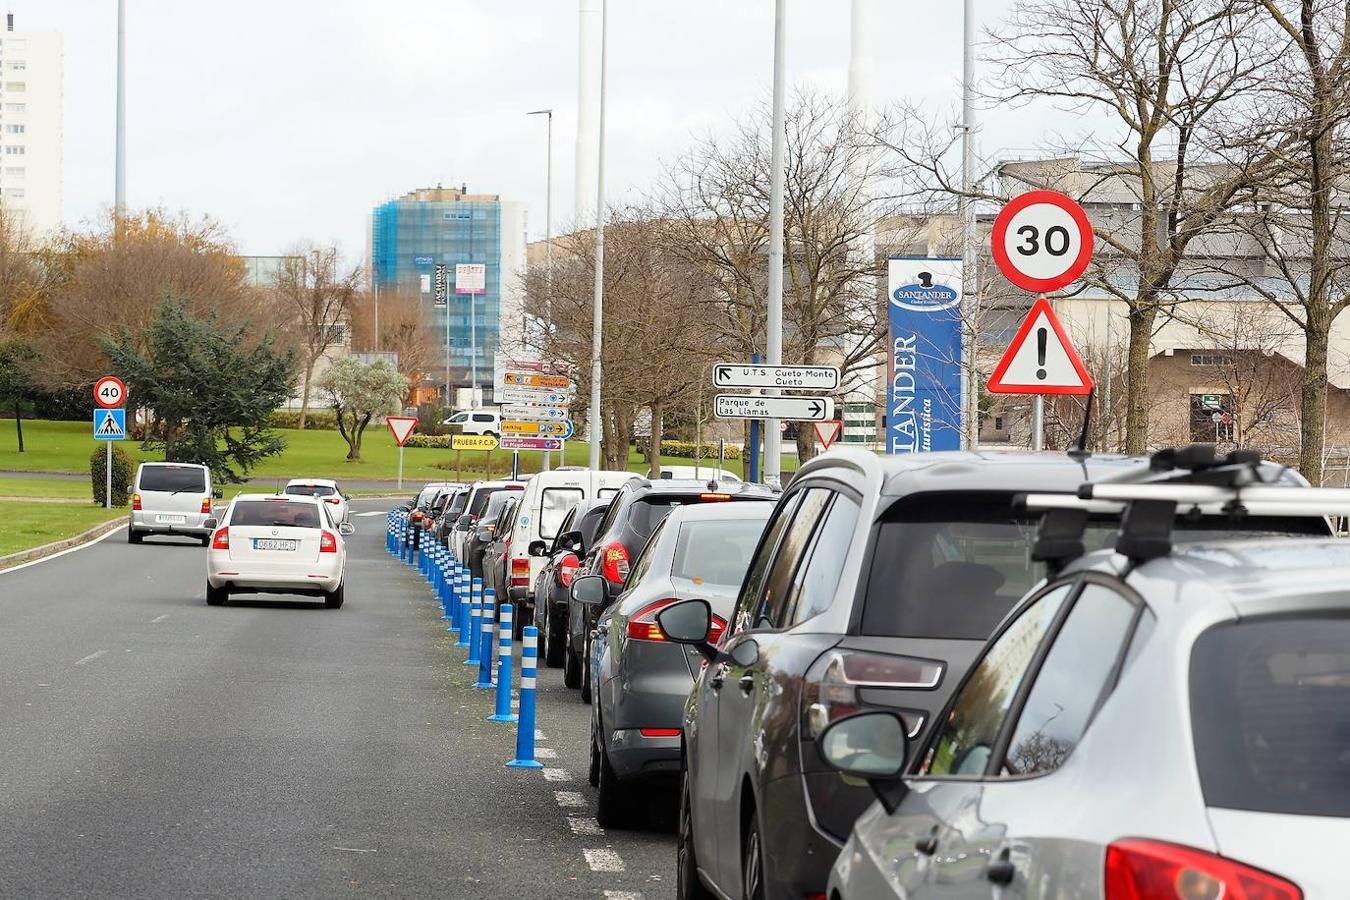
[1208,807,1347,899]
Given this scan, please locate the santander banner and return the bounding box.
[886,257,964,454]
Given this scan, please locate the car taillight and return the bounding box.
[511,557,530,586]
[132,493,142,511]
[626,599,727,643]
[559,553,579,587]
[699,492,732,501]
[320,531,338,553]
[325,497,340,505]
[211,527,229,550]
[1105,839,1301,900]
[800,649,943,740]
[600,542,630,583]
[200,497,212,514]
[639,728,681,737]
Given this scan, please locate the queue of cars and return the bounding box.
[410,444,1344,900]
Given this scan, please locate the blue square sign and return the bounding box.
[94,408,126,440]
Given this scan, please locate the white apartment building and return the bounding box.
[0,16,62,237]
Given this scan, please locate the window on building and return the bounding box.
[4,82,25,92]
[6,188,23,199]
[4,124,23,134]
[7,61,23,71]
[1190,393,1235,443]
[3,146,24,156]
[4,167,23,177]
[1191,353,1235,367]
[994,416,1005,431]
[5,103,25,113]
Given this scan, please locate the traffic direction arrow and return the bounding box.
[499,436,563,451]
[502,420,574,438]
[503,372,573,390]
[500,403,569,422]
[713,394,834,422]
[498,387,574,406]
[386,416,419,446]
[986,297,1094,396]
[713,363,840,390]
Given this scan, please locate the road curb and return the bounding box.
[0,516,127,573]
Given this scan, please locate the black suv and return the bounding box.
[533,498,612,674]
[567,478,777,702]
[655,448,1329,900]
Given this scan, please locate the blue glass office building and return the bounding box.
[370,186,512,394]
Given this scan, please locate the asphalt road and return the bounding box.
[0,500,676,899]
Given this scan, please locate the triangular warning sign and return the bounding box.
[813,420,842,450]
[386,416,419,447]
[987,297,1094,396]
[95,410,124,436]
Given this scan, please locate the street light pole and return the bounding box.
[115,0,126,221]
[762,0,787,483]
[588,0,608,471]
[527,108,554,470]
[960,0,978,449]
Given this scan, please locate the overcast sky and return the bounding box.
[24,0,1078,261]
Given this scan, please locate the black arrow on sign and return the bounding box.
[716,366,732,384]
[808,399,823,417]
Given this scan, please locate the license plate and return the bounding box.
[252,539,298,552]
[155,514,186,524]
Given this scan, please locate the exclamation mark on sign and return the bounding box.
[1036,328,1048,380]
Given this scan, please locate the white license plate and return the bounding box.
[252,539,298,552]
[155,514,186,524]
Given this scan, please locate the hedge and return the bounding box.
[638,440,742,461]
[267,410,339,431]
[90,444,134,506]
[403,434,452,449]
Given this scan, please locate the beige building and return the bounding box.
[0,16,62,236]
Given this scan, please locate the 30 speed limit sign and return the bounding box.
[991,190,1094,293]
[94,375,127,409]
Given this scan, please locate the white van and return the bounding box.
[441,408,501,437]
[505,469,633,611]
[128,462,220,545]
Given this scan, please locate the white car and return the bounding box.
[282,478,350,524]
[205,495,353,608]
[441,408,501,436]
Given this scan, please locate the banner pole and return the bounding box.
[398,445,404,490]
[105,441,112,509]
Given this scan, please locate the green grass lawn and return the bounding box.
[0,501,125,558]
[0,418,794,483]
[0,477,95,500]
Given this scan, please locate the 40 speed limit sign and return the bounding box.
[991,190,1094,293]
[94,375,127,409]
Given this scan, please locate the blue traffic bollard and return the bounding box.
[475,588,496,688]
[455,569,471,645]
[508,626,544,769]
[465,579,483,665]
[442,565,454,621]
[490,604,516,722]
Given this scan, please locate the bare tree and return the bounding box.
[275,245,360,429]
[348,288,436,405]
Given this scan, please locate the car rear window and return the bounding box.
[540,487,584,539]
[1190,616,1350,818]
[468,485,523,517]
[139,466,206,493]
[285,484,335,497]
[672,518,768,587]
[229,500,321,529]
[628,493,761,542]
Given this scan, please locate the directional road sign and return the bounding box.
[713,363,840,391]
[499,387,573,406]
[991,190,1094,293]
[452,434,499,451]
[502,420,574,438]
[713,394,834,422]
[500,403,569,422]
[94,375,127,409]
[499,436,563,451]
[503,372,573,391]
[813,420,842,450]
[386,416,419,447]
[93,408,126,440]
[986,297,1093,396]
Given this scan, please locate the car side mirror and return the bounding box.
[457,514,474,528]
[656,599,719,662]
[338,522,355,536]
[211,489,223,500]
[476,528,493,542]
[570,574,609,606]
[816,711,911,814]
[528,539,549,557]
[557,529,583,552]
[202,517,219,532]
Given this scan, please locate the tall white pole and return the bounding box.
[762,0,787,482]
[575,0,600,225]
[528,108,555,470]
[848,0,876,442]
[115,0,126,217]
[960,0,978,449]
[588,0,608,471]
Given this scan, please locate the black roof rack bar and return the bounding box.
[1024,492,1350,518]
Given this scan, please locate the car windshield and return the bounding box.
[469,485,522,517]
[672,518,769,587]
[285,484,335,497]
[229,500,321,529]
[139,466,206,493]
[416,487,443,507]
[862,493,1330,641]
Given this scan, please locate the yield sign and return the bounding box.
[813,420,842,450]
[987,297,1093,396]
[386,416,419,446]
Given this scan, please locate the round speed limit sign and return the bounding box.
[94,375,127,409]
[991,190,1094,293]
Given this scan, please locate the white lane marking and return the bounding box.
[542,768,571,782]
[354,511,388,518]
[603,892,643,900]
[150,614,169,623]
[535,747,558,759]
[567,816,604,836]
[554,791,585,807]
[583,849,625,872]
[332,846,377,853]
[535,730,546,740]
[0,523,127,579]
[74,650,107,666]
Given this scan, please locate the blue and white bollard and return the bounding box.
[490,604,516,722]
[508,626,544,769]
[465,579,483,665]
[456,569,471,645]
[475,588,497,688]
[441,563,455,621]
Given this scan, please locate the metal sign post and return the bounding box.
[94,377,127,509]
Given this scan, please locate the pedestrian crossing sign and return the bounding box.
[93,408,126,440]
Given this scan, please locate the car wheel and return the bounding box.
[677,766,714,900]
[579,639,593,704]
[205,583,228,606]
[543,604,566,668]
[563,646,582,689]
[127,528,142,545]
[742,811,766,900]
[595,739,634,829]
[324,582,345,609]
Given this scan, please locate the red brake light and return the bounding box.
[559,553,579,587]
[1105,839,1301,900]
[132,493,142,511]
[699,492,732,501]
[801,649,943,739]
[325,497,340,505]
[639,728,681,738]
[600,542,630,583]
[200,497,213,514]
[708,614,728,644]
[320,531,338,553]
[211,527,229,550]
[510,557,530,586]
[626,600,727,644]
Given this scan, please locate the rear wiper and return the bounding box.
[170,487,200,495]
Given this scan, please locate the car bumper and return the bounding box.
[606,728,682,781]
[131,511,213,536]
[602,645,693,780]
[207,554,341,594]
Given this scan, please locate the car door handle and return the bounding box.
[709,662,730,690]
[915,827,939,856]
[737,674,754,695]
[986,849,1016,885]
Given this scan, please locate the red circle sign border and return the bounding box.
[94,375,127,409]
[990,190,1094,294]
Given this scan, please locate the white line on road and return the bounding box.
[542,768,572,782]
[331,846,377,853]
[567,816,604,836]
[354,511,388,518]
[554,791,585,808]
[535,747,558,759]
[150,614,169,623]
[73,650,107,666]
[536,730,547,740]
[603,892,642,900]
[583,849,625,873]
